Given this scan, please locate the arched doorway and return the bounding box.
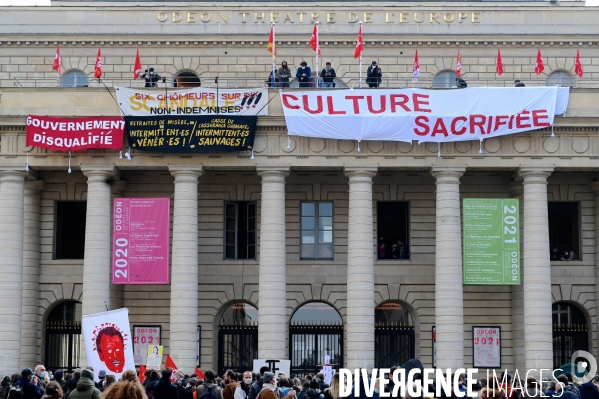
[45,301,82,371]
[217,302,258,375]
[289,302,343,377]
[553,302,589,369]
[375,302,415,367]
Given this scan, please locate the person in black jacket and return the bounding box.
[145,370,161,398]
[15,369,43,399]
[140,68,163,88]
[366,61,382,88]
[154,369,179,399]
[455,77,467,89]
[247,367,270,399]
[320,63,336,88]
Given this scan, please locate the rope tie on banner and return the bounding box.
[551,125,555,137]
[250,148,255,160]
[125,146,132,161]
[119,150,123,159]
[437,142,441,157]
[479,139,483,154]
[287,136,291,151]
[68,151,72,174]
[357,140,361,153]
[25,151,29,172]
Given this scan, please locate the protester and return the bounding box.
[297,383,309,399]
[67,370,100,399]
[53,372,65,390]
[296,62,312,88]
[247,367,270,399]
[145,371,160,398]
[551,246,560,261]
[0,376,11,399]
[255,373,295,399]
[197,370,223,399]
[42,382,63,399]
[100,370,145,399]
[579,376,599,399]
[366,61,382,88]
[320,63,336,88]
[96,372,106,392]
[14,368,43,399]
[555,382,579,399]
[561,249,578,261]
[480,377,505,399]
[139,68,163,88]
[455,77,467,88]
[63,371,80,397]
[154,369,178,399]
[102,377,115,394]
[276,62,292,88]
[523,377,541,399]
[223,371,237,399]
[514,80,526,87]
[323,374,340,399]
[34,366,47,390]
[557,375,580,398]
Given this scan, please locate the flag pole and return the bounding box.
[271,22,276,89]
[359,21,363,89]
[315,20,319,87]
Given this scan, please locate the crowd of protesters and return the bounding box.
[4,364,599,399]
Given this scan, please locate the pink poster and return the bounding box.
[112,198,170,284]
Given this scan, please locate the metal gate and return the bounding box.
[375,322,415,367]
[553,323,588,369]
[218,322,258,376]
[45,320,81,371]
[290,321,343,377]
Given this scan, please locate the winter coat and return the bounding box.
[197,382,224,399]
[0,386,10,399]
[145,378,160,397]
[366,66,382,84]
[224,382,238,399]
[296,67,312,87]
[256,386,294,399]
[15,379,43,399]
[67,377,101,399]
[306,389,323,399]
[154,377,179,399]
[578,381,599,399]
[553,390,580,399]
[248,379,264,399]
[234,384,251,399]
[276,67,292,83]
[63,379,78,396]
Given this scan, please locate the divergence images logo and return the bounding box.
[571,350,597,383]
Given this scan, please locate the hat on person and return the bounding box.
[98,370,106,379]
[514,80,521,83]
[263,372,275,384]
[54,370,64,380]
[372,61,377,65]
[500,372,512,381]
[21,368,33,377]
[149,67,155,73]
[81,369,94,380]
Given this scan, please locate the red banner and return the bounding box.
[112,198,170,285]
[26,115,124,151]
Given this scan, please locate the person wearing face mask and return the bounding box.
[235,372,254,399]
[320,62,337,88]
[255,373,295,399]
[34,366,48,389]
[276,62,292,88]
[139,68,163,88]
[295,61,312,88]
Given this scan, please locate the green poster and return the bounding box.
[463,198,520,285]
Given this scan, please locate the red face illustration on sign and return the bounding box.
[97,327,125,373]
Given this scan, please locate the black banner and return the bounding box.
[126,115,256,152]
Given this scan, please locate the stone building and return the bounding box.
[0,0,598,377]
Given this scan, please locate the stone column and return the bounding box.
[20,180,44,368]
[256,167,289,359]
[508,180,526,372]
[0,169,28,372]
[168,166,203,371]
[344,167,377,368]
[431,167,465,369]
[519,168,553,372]
[80,165,117,365]
[591,181,599,361]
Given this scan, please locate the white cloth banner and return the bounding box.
[116,87,268,116]
[82,308,135,381]
[281,87,570,143]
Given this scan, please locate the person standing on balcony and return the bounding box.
[276,61,292,88]
[296,61,312,88]
[366,61,382,88]
[320,62,336,88]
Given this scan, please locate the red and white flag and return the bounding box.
[52,45,61,74]
[354,24,363,59]
[165,355,178,383]
[496,48,504,76]
[94,48,103,79]
[412,49,420,82]
[456,50,462,78]
[575,49,583,78]
[133,49,142,80]
[139,365,146,384]
[310,24,321,56]
[267,25,276,56]
[535,49,544,75]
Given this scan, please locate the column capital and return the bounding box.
[344,166,378,179]
[24,180,45,194]
[430,167,466,180]
[257,166,290,178]
[517,167,553,181]
[168,165,204,180]
[80,165,117,181]
[0,169,29,181]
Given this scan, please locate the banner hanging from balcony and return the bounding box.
[125,115,257,152]
[281,87,570,143]
[116,87,268,116]
[26,115,125,151]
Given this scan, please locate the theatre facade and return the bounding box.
[1,0,599,377]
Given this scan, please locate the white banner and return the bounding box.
[281,87,569,143]
[116,87,268,116]
[82,308,135,381]
[252,359,291,377]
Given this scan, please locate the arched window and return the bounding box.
[290,302,343,377]
[546,71,575,87]
[375,302,415,367]
[173,71,201,88]
[60,70,89,88]
[433,71,457,89]
[45,301,82,371]
[553,302,589,369]
[218,302,258,375]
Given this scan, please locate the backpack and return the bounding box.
[200,384,219,399]
[7,385,23,399]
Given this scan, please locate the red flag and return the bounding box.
[165,355,178,383]
[267,25,276,56]
[133,49,142,80]
[456,50,462,78]
[310,24,321,56]
[139,365,146,384]
[194,368,205,379]
[354,24,363,59]
[575,49,583,78]
[412,49,420,82]
[496,48,504,76]
[535,49,544,75]
[53,45,61,74]
[94,48,103,79]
